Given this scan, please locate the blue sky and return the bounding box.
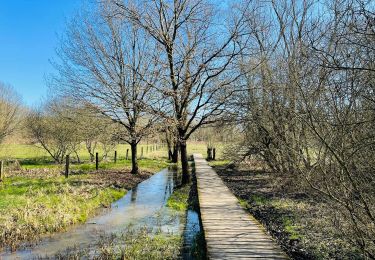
[0,0,80,105]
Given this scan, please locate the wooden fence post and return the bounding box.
[96,152,99,170]
[0,160,4,182]
[141,147,144,158]
[213,148,216,160]
[126,149,129,160]
[65,155,69,178]
[114,151,117,163]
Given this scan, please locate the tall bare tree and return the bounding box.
[53,2,163,173]
[0,82,22,145]
[117,0,250,182]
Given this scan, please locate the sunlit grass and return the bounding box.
[0,174,126,250]
[0,141,225,162]
[208,160,230,167]
[166,184,190,212]
[0,143,168,161]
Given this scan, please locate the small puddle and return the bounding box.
[1,167,203,259]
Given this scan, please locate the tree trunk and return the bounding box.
[180,140,189,184]
[130,141,139,174]
[171,142,179,163]
[75,151,81,163]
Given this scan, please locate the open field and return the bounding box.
[0,141,223,169]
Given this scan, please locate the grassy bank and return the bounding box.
[211,160,364,259]
[53,175,191,259]
[0,158,167,252]
[166,184,190,212]
[53,228,182,260]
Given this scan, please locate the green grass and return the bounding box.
[120,231,182,259]
[55,228,182,259]
[238,198,250,209]
[0,174,128,250]
[70,158,169,173]
[10,158,169,174]
[282,217,303,240]
[0,141,224,163]
[0,143,168,161]
[166,184,190,212]
[208,160,230,167]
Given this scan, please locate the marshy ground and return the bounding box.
[0,158,166,252]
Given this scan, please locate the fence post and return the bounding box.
[114,151,117,163]
[141,147,144,158]
[96,152,99,170]
[0,160,4,182]
[65,155,69,178]
[213,148,216,160]
[126,149,129,160]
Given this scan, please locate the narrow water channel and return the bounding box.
[1,167,202,259]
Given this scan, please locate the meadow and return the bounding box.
[0,142,219,161]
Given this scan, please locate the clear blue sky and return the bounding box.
[0,0,80,105]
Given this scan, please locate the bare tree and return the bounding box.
[117,0,250,182]
[53,2,163,173]
[0,82,22,145]
[230,0,375,257]
[53,102,119,162]
[27,101,80,164]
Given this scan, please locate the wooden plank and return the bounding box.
[194,154,288,260]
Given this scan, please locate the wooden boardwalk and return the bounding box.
[193,154,288,259]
